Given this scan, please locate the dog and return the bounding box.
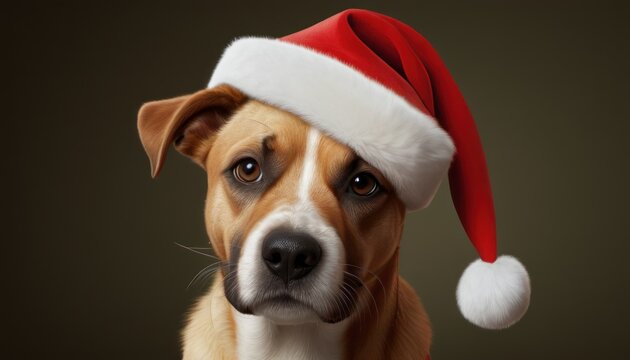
[137,8,531,360]
[138,84,431,359]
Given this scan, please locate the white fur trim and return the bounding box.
[208,37,455,210]
[456,255,531,329]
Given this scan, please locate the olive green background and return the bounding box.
[4,0,629,359]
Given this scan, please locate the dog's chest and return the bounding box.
[234,311,346,360]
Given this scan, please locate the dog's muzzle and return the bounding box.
[225,204,356,324]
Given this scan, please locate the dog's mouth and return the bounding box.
[256,293,310,311]
[252,293,321,324]
[225,271,362,324]
[261,294,306,306]
[251,291,355,324]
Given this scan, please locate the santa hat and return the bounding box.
[208,9,530,329]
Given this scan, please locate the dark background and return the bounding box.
[4,0,629,359]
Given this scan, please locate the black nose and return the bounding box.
[262,230,322,284]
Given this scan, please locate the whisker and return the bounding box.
[224,270,241,301]
[332,290,343,321]
[199,265,222,285]
[340,281,364,331]
[187,262,224,289]
[338,282,352,319]
[174,242,219,259]
[343,275,368,319]
[343,263,387,300]
[344,271,380,324]
[312,277,333,317]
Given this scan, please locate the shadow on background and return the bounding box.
[4,1,629,359]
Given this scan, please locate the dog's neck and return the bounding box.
[232,251,407,360]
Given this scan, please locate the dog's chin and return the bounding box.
[256,297,321,325]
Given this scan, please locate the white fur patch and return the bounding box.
[456,255,531,329]
[235,128,345,359]
[234,308,346,360]
[298,128,320,201]
[208,37,455,210]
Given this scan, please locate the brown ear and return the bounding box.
[137,84,247,177]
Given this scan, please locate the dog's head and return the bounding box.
[138,85,406,324]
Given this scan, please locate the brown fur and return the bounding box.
[138,85,431,359]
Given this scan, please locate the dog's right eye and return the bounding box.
[233,158,262,183]
[350,172,380,197]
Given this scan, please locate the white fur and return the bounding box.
[298,128,319,201]
[456,255,531,329]
[208,37,455,210]
[234,308,346,360]
[236,128,345,359]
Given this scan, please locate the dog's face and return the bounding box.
[139,85,406,324]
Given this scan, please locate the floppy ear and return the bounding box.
[137,85,247,177]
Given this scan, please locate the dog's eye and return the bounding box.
[233,158,262,183]
[350,172,379,196]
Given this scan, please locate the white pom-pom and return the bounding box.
[456,255,531,329]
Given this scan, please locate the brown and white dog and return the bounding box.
[138,85,432,359]
[138,9,532,359]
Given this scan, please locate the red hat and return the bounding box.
[208,9,530,329]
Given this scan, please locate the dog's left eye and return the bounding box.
[350,172,380,196]
[233,158,262,183]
